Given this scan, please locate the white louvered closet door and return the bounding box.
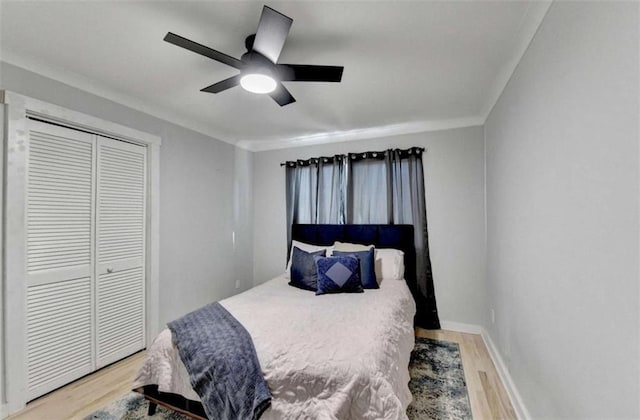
[25,120,95,400]
[95,136,147,368]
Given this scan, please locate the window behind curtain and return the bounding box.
[348,159,389,224]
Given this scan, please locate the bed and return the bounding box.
[133,224,418,419]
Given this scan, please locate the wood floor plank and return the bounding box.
[8,331,515,420]
[415,328,516,420]
[7,351,146,420]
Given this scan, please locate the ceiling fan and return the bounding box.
[164,5,344,106]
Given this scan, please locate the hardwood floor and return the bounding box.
[8,330,515,420]
[415,328,517,420]
[7,352,146,420]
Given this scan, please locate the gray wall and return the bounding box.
[252,127,487,326]
[233,147,254,291]
[0,103,4,409]
[0,61,252,327]
[484,2,639,418]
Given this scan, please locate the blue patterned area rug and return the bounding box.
[407,337,473,419]
[86,337,472,420]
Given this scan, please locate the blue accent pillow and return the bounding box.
[333,248,378,289]
[314,255,363,295]
[289,247,326,291]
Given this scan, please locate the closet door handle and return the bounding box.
[106,267,113,274]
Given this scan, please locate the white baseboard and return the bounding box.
[1,403,7,419]
[435,320,529,420]
[480,328,531,420]
[439,320,483,334]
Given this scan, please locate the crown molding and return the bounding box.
[0,51,235,147]
[480,0,552,121]
[1,0,551,153]
[239,1,552,152]
[1,51,482,152]
[237,116,485,152]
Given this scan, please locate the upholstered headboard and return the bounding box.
[291,224,417,292]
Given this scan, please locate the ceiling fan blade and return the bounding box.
[269,83,296,106]
[164,32,244,70]
[252,6,293,63]
[201,75,241,94]
[277,64,344,82]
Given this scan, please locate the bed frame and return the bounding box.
[134,223,416,419]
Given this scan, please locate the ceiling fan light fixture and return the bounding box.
[240,73,277,94]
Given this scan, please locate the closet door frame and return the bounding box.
[1,91,161,415]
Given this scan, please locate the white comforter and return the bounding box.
[133,275,416,419]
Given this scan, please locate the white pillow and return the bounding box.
[374,248,405,280]
[285,240,334,273]
[332,241,374,252]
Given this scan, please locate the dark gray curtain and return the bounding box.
[284,148,440,329]
[346,149,439,328]
[385,149,439,329]
[285,156,347,246]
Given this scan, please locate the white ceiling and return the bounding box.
[0,1,550,150]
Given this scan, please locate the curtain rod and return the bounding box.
[280,146,425,167]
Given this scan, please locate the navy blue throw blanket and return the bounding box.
[167,302,271,420]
